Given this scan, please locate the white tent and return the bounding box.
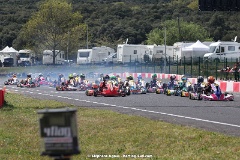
[0,46,18,66]
[182,40,210,63]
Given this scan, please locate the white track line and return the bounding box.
[4,87,240,128]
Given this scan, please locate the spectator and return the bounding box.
[225,65,231,80]
[233,64,239,82]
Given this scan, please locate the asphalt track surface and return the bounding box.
[1,82,240,137]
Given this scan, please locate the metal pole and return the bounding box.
[86,24,88,49]
[164,27,167,73]
[67,31,69,61]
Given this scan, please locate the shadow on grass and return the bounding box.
[1,100,15,111]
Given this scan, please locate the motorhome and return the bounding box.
[145,45,174,63]
[42,50,65,65]
[203,41,240,62]
[18,49,35,66]
[117,44,148,64]
[102,52,117,64]
[77,46,115,64]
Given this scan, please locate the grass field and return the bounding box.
[0,92,240,160]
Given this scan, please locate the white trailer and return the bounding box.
[173,42,194,61]
[145,45,174,63]
[42,50,65,65]
[18,49,35,66]
[203,41,240,62]
[117,44,148,64]
[77,46,115,64]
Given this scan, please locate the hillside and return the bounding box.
[1,0,240,53]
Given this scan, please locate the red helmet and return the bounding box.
[208,76,215,84]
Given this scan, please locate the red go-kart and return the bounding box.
[87,82,126,97]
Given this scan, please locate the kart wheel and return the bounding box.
[180,91,183,97]
[197,93,202,100]
[121,92,126,97]
[94,91,98,97]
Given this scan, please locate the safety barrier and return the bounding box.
[0,87,5,108]
[110,72,239,93]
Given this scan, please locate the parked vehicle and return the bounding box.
[117,44,148,64]
[77,46,115,64]
[42,50,65,65]
[18,49,35,66]
[102,52,117,64]
[203,38,240,62]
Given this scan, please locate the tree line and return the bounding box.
[0,0,240,63]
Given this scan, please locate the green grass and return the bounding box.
[0,92,240,160]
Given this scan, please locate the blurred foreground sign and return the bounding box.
[199,0,240,11]
[38,108,80,158]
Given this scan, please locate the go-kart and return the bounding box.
[78,80,92,91]
[189,83,206,100]
[201,85,234,101]
[129,80,147,94]
[173,81,192,97]
[90,82,126,97]
[85,84,99,96]
[130,85,147,94]
[17,81,40,88]
[56,83,78,91]
[146,79,164,94]
[164,81,179,96]
[36,77,50,85]
[4,78,19,85]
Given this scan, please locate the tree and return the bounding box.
[146,20,211,46]
[15,0,85,64]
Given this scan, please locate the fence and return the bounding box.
[75,55,240,81]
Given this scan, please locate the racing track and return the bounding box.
[2,83,240,137]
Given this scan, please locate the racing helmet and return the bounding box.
[207,76,215,84]
[181,76,187,83]
[80,73,85,79]
[12,74,17,78]
[100,73,104,78]
[27,74,31,78]
[73,73,77,77]
[128,75,133,80]
[110,75,116,80]
[69,74,73,79]
[39,73,43,77]
[104,75,110,80]
[137,75,142,80]
[152,73,157,79]
[170,75,176,81]
[197,76,204,83]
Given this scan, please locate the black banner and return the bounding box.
[199,0,240,11]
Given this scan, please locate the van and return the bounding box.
[203,41,240,62]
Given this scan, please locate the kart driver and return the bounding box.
[194,76,205,92]
[168,75,177,89]
[137,75,142,84]
[151,73,157,87]
[80,73,86,83]
[178,76,189,91]
[204,76,217,95]
[9,74,18,84]
[26,74,33,84]
[67,74,74,86]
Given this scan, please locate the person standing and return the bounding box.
[233,63,239,82]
